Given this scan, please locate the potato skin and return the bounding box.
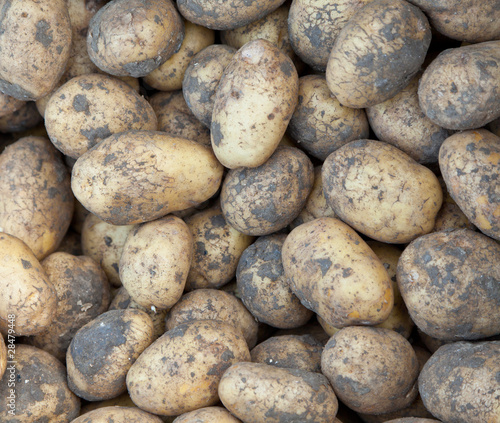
[219,362,339,423]
[72,406,164,423]
[174,406,242,422]
[0,92,25,118]
[0,102,42,133]
[0,335,6,380]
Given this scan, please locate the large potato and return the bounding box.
[72,131,224,225]
[72,406,163,423]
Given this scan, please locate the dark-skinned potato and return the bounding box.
[72,130,224,225]
[0,102,42,133]
[67,309,154,401]
[321,327,419,415]
[119,215,193,309]
[221,146,313,235]
[397,229,500,340]
[237,234,314,329]
[185,206,254,291]
[439,129,500,240]
[419,42,500,130]
[126,320,251,416]
[211,40,298,169]
[288,75,370,160]
[322,140,443,244]
[87,0,185,77]
[166,289,259,348]
[182,44,236,128]
[144,21,215,91]
[0,92,25,118]
[366,73,449,164]
[419,341,500,423]
[326,0,431,108]
[0,0,72,101]
[219,362,339,423]
[0,334,6,380]
[28,252,110,362]
[174,406,242,422]
[282,217,393,328]
[45,74,158,159]
[149,91,211,145]
[176,0,287,30]
[72,406,164,423]
[0,344,80,422]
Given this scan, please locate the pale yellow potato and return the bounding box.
[174,406,242,422]
[72,406,164,423]
[0,334,6,380]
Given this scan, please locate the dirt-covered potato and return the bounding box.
[221,146,313,235]
[149,91,210,145]
[127,320,251,416]
[288,75,370,160]
[0,334,6,380]
[119,215,193,309]
[87,0,184,77]
[166,289,259,348]
[67,309,154,401]
[174,406,242,422]
[439,129,500,240]
[144,21,214,91]
[397,229,500,340]
[211,40,298,169]
[182,44,236,128]
[419,341,500,423]
[0,92,25,118]
[322,140,443,244]
[419,42,500,130]
[322,326,419,414]
[0,102,42,133]
[72,130,224,225]
[283,217,393,328]
[72,406,164,423]
[0,344,80,422]
[45,74,157,159]
[0,0,72,101]
[326,0,431,108]
[219,362,338,422]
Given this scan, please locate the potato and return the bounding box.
[0,92,25,118]
[126,320,251,416]
[182,44,236,128]
[87,0,184,77]
[0,136,74,259]
[72,406,163,423]
[236,234,314,329]
[174,406,242,422]
[397,229,500,340]
[322,140,443,244]
[45,74,157,159]
[221,146,313,235]
[419,341,500,423]
[274,319,330,346]
[56,229,83,256]
[211,39,298,169]
[321,327,419,414]
[72,131,224,225]
[419,42,500,130]
[0,0,72,100]
[0,334,6,380]
[67,309,154,401]
[0,344,80,422]
[219,362,339,422]
[439,129,500,240]
[383,419,440,423]
[176,0,287,30]
[282,217,393,328]
[326,0,431,108]
[0,102,42,133]
[288,75,370,160]
[0,234,57,336]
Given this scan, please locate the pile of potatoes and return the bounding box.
[0,0,499,422]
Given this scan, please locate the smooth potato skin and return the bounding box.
[71,406,164,423]
[174,406,242,422]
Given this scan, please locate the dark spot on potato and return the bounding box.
[0,79,35,101]
[154,14,161,24]
[221,349,235,362]
[342,268,353,278]
[315,258,331,276]
[78,80,94,90]
[47,187,58,199]
[209,214,226,228]
[211,120,224,147]
[335,374,371,395]
[80,124,112,143]
[73,94,90,114]
[35,20,53,47]
[104,153,116,165]
[280,61,294,77]
[450,82,458,93]
[268,113,275,120]
[123,58,161,78]
[21,259,32,269]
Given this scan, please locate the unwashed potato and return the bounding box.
[219,362,339,422]
[0,334,6,380]
[126,320,251,416]
[0,102,42,133]
[174,406,242,422]
[45,74,158,159]
[0,92,25,118]
[87,0,185,77]
[0,0,72,100]
[72,130,224,225]
[0,344,80,422]
[326,0,431,108]
[72,406,163,423]
[322,140,443,244]
[211,39,298,169]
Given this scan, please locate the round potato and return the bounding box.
[0,102,42,133]
[72,130,224,225]
[72,406,163,423]
[211,39,298,169]
[0,92,25,118]
[322,140,443,244]
[174,406,242,422]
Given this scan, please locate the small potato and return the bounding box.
[211,39,298,169]
[0,92,25,118]
[321,327,419,415]
[322,140,443,244]
[72,406,163,423]
[119,215,193,309]
[0,102,42,133]
[219,362,339,423]
[221,146,313,235]
[174,406,242,422]
[126,320,251,416]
